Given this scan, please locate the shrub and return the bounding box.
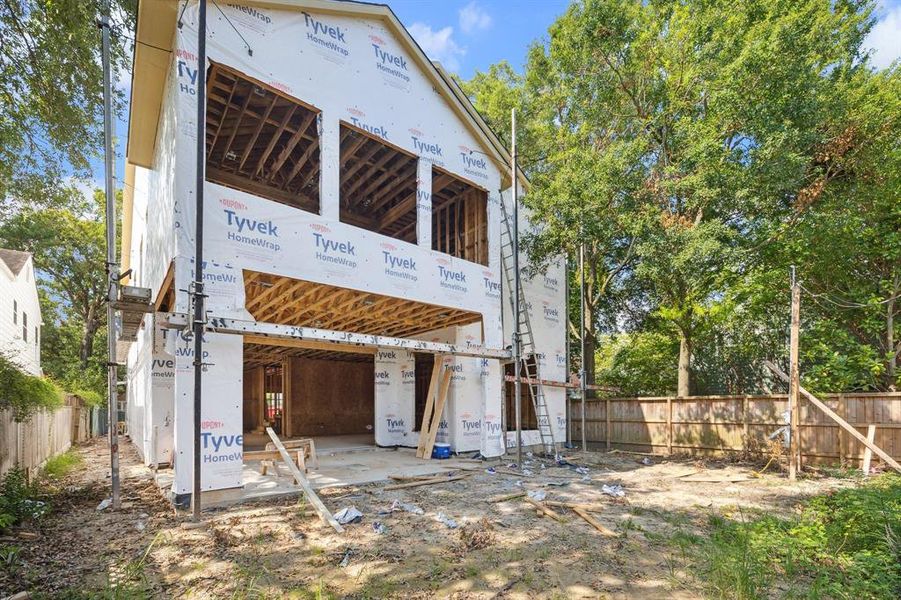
[0,468,47,532]
[0,353,64,421]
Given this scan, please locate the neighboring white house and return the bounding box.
[0,248,42,376]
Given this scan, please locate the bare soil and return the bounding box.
[0,437,857,599]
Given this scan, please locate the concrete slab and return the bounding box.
[154,447,481,508]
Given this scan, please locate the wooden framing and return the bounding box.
[266,427,343,533]
[154,262,175,311]
[764,361,901,474]
[205,62,320,213]
[244,270,482,340]
[416,355,452,459]
[431,166,488,266]
[338,122,418,242]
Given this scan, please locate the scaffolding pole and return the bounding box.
[579,240,587,452]
[192,0,208,519]
[511,108,522,468]
[100,0,120,511]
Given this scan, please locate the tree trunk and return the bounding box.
[677,329,691,397]
[80,306,99,369]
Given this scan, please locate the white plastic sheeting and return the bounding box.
[125,2,567,495]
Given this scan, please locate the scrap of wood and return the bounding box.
[383,475,465,490]
[573,507,617,537]
[495,468,533,478]
[266,427,343,533]
[608,449,658,457]
[544,500,605,511]
[764,361,901,474]
[487,492,527,504]
[680,475,755,483]
[388,473,452,481]
[523,497,566,523]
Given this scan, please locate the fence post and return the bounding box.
[837,394,847,466]
[743,395,749,454]
[666,397,673,455]
[605,397,611,451]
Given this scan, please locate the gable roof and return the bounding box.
[0,248,31,277]
[127,0,525,186]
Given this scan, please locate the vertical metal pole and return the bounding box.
[788,267,801,480]
[192,0,208,519]
[579,241,587,452]
[564,256,570,445]
[511,108,522,468]
[100,0,120,511]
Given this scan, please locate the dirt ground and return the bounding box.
[0,437,859,599]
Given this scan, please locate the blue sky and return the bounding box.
[90,0,901,191]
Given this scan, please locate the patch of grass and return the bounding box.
[690,473,901,599]
[41,450,83,481]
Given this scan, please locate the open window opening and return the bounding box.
[339,123,418,242]
[431,167,488,266]
[206,62,320,214]
[504,361,538,431]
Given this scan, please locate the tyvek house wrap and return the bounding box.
[125,2,567,495]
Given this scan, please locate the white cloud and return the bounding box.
[865,3,901,69]
[408,22,465,72]
[459,2,493,34]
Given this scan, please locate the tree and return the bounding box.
[486,0,878,396]
[0,190,112,395]
[0,0,134,211]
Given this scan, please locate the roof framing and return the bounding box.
[126,0,519,185]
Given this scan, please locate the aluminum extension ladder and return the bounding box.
[498,193,558,457]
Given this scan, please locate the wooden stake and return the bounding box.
[523,497,566,522]
[383,475,465,490]
[788,281,801,480]
[573,507,617,537]
[764,362,901,474]
[487,492,527,504]
[861,424,876,476]
[266,427,343,533]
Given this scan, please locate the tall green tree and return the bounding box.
[0,190,112,395]
[471,0,880,395]
[0,0,134,211]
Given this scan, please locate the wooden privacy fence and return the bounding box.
[569,392,901,466]
[0,396,98,480]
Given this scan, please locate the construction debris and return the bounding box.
[334,507,363,525]
[383,475,466,490]
[601,484,626,498]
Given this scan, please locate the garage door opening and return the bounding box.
[243,342,376,452]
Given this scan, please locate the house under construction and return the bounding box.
[121,0,567,500]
